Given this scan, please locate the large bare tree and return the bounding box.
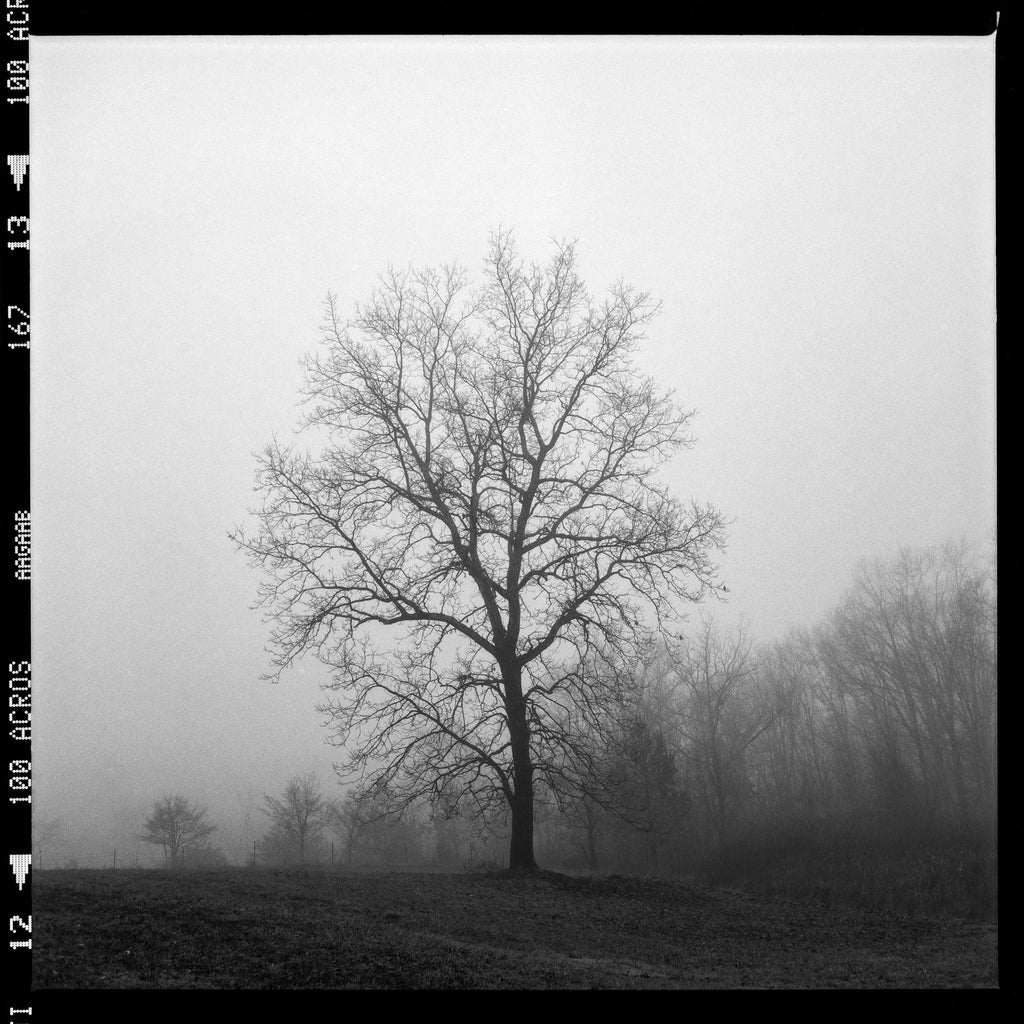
[234,231,725,870]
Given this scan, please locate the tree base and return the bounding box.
[501,865,570,880]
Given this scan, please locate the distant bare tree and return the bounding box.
[263,773,332,863]
[234,231,726,870]
[751,632,839,824]
[817,542,997,826]
[614,716,691,872]
[181,843,228,869]
[138,796,216,870]
[32,817,62,871]
[328,785,388,866]
[545,646,674,872]
[230,786,259,866]
[672,620,774,844]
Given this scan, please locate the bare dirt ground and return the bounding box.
[31,868,999,989]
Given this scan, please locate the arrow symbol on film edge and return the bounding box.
[10,854,30,890]
[7,155,29,191]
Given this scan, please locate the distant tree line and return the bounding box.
[528,540,997,915]
[256,542,994,892]
[134,774,506,873]
[321,540,990,911]
[129,540,994,913]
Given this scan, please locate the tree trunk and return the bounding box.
[509,783,537,871]
[504,664,539,872]
[584,801,599,872]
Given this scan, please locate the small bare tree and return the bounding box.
[234,231,725,871]
[263,773,332,863]
[327,784,406,867]
[231,785,258,866]
[138,796,216,870]
[32,817,63,871]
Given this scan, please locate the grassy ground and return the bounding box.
[704,835,998,922]
[31,868,999,989]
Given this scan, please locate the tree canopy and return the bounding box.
[234,231,725,869]
[138,795,216,870]
[262,773,332,863]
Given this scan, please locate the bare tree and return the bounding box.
[613,716,691,873]
[751,633,839,825]
[263,773,332,863]
[816,542,997,827]
[672,620,774,845]
[231,785,258,866]
[32,817,63,871]
[327,785,388,866]
[234,231,725,871]
[546,644,681,873]
[138,796,216,870]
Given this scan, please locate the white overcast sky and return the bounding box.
[29,36,995,864]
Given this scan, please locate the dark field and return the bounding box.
[32,868,998,990]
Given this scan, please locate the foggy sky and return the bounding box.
[29,36,995,866]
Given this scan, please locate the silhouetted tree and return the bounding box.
[229,786,259,866]
[612,717,691,872]
[31,817,62,871]
[257,824,328,866]
[816,542,997,829]
[182,843,229,869]
[234,231,725,871]
[138,796,216,870]
[263,773,332,863]
[327,785,390,865]
[672,621,773,844]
